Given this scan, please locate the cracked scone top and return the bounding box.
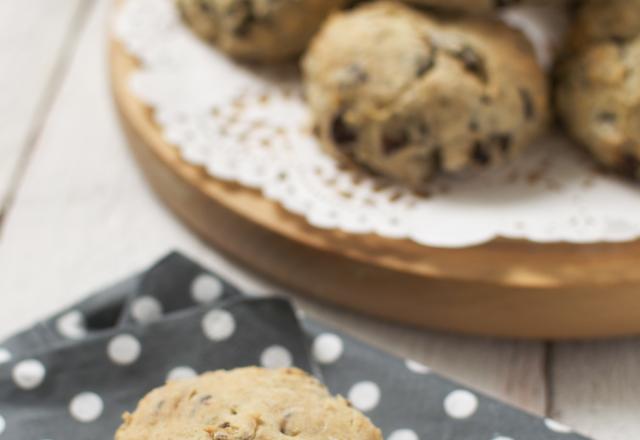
[115,367,382,440]
[555,0,640,180]
[175,0,347,62]
[302,1,548,187]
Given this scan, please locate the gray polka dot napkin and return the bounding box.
[0,252,589,440]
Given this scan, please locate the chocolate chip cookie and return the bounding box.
[115,367,382,440]
[555,0,640,179]
[302,1,549,187]
[176,0,347,62]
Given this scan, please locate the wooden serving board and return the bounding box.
[110,36,640,339]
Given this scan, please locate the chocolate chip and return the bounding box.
[472,142,491,165]
[597,111,617,123]
[456,46,487,82]
[494,0,520,7]
[617,153,640,179]
[199,0,213,13]
[468,120,479,132]
[491,133,512,154]
[431,148,442,170]
[280,413,300,436]
[233,15,254,37]
[346,64,368,84]
[330,113,357,147]
[519,88,535,120]
[416,50,436,77]
[611,35,627,45]
[480,94,492,105]
[382,129,409,155]
[229,0,255,37]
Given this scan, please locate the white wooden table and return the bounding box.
[0,2,635,439]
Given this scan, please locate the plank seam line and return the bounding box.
[543,341,556,417]
[0,0,96,236]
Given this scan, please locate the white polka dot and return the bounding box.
[191,274,224,304]
[544,418,572,433]
[260,345,293,369]
[492,436,514,440]
[69,392,103,423]
[312,333,344,364]
[107,334,141,365]
[131,296,163,324]
[405,359,431,374]
[12,359,46,390]
[348,381,380,412]
[167,366,197,381]
[56,310,87,340]
[201,310,235,341]
[0,414,5,434]
[444,389,478,419]
[387,429,418,440]
[0,348,11,365]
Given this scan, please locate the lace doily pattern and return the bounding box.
[115,0,640,247]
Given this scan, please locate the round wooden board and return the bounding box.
[110,34,640,339]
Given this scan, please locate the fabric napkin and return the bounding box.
[0,252,588,440]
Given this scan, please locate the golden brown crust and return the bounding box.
[115,367,382,440]
[555,0,640,179]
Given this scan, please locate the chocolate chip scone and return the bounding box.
[302,1,549,187]
[116,367,382,440]
[555,0,640,179]
[176,0,347,62]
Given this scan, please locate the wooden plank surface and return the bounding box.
[0,0,272,337]
[0,0,87,210]
[0,0,633,439]
[551,340,640,440]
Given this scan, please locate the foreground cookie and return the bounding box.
[176,0,347,62]
[303,2,548,187]
[116,367,382,440]
[555,0,640,179]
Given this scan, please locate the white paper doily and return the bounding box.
[114,0,640,248]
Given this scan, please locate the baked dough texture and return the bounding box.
[303,1,549,187]
[115,367,383,440]
[556,0,640,179]
[176,0,347,62]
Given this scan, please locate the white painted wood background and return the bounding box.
[0,1,635,439]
